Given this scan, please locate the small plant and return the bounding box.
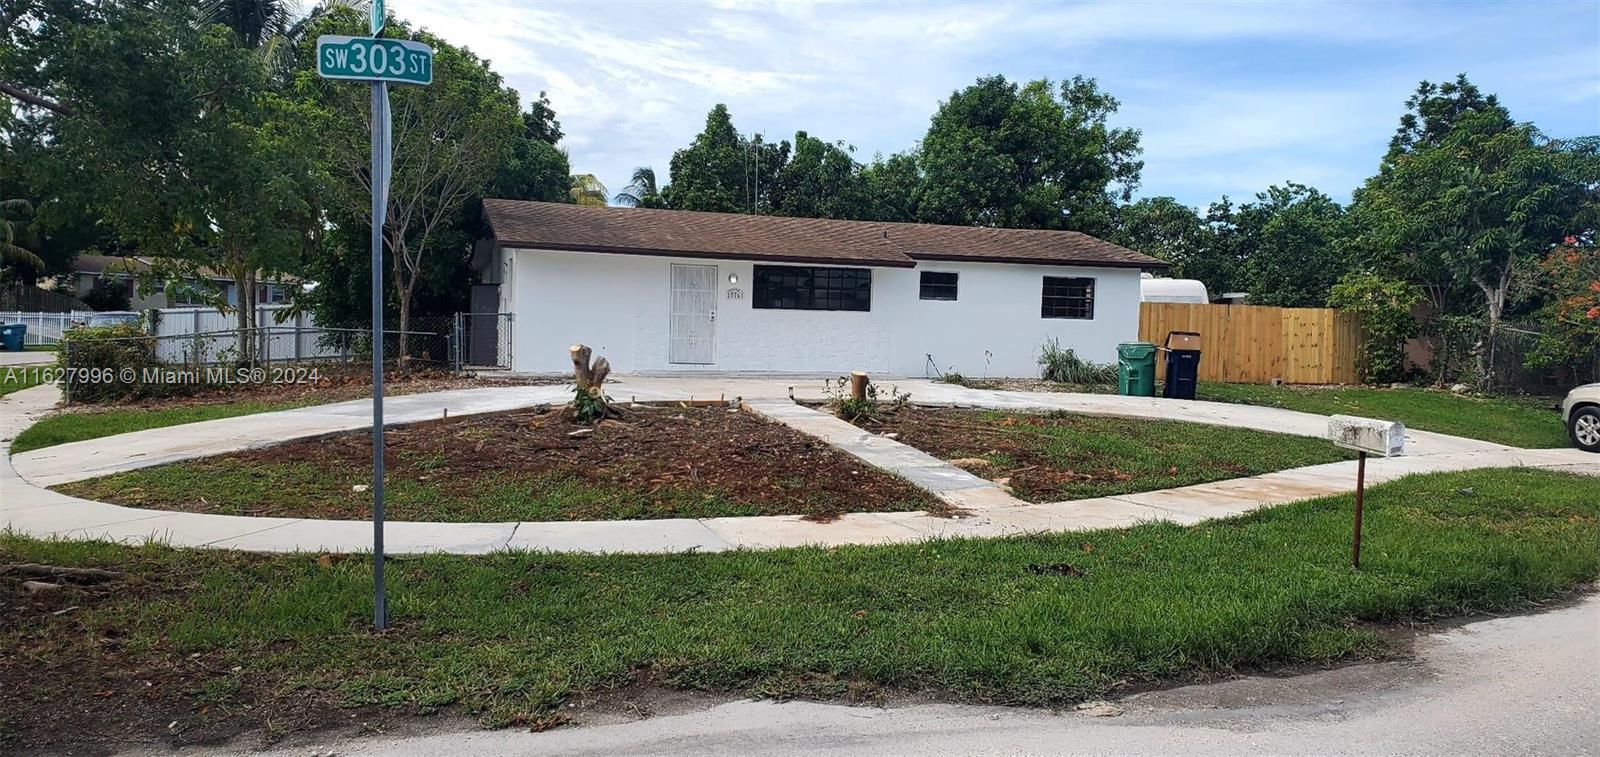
[572,385,609,424]
[937,371,968,386]
[1037,338,1116,384]
[823,375,910,422]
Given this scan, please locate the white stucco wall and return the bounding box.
[504,247,1142,377]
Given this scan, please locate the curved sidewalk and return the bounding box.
[2,378,1594,555]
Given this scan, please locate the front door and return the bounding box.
[669,263,717,365]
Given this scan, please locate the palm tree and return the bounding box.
[196,0,367,74]
[0,199,45,272]
[569,174,609,207]
[613,167,665,208]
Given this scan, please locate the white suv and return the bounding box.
[1564,383,1600,452]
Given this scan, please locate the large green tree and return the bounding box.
[1361,85,1596,350]
[769,131,867,220]
[661,105,786,213]
[1111,197,1210,283]
[1236,183,1351,307]
[292,8,521,357]
[1347,75,1599,385]
[7,0,323,353]
[861,152,920,222]
[916,75,1142,234]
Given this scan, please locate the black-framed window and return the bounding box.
[919,271,958,301]
[1041,276,1095,319]
[753,265,872,311]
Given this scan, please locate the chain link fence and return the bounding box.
[1421,316,1597,394]
[452,312,513,370]
[55,319,457,405]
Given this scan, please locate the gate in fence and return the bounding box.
[453,312,513,370]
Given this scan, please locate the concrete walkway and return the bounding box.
[2,377,1594,555]
[0,349,56,366]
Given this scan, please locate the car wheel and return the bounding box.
[1570,406,1600,453]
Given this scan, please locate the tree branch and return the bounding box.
[0,80,72,116]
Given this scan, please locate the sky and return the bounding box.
[394,0,1600,210]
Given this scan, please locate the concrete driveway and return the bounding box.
[244,594,1600,757]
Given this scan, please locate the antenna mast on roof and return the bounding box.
[746,133,762,215]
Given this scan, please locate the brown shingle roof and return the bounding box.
[482,200,1167,270]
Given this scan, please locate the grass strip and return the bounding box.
[4,467,1596,748]
[1197,383,1565,448]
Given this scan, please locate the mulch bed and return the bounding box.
[62,365,567,414]
[70,406,938,522]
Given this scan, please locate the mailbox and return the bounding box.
[1326,415,1405,457]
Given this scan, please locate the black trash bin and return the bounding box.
[1161,331,1202,400]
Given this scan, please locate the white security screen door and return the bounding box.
[669,263,717,364]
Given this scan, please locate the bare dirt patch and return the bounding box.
[62,406,937,522]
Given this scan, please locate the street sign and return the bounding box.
[315,11,433,631]
[317,35,433,85]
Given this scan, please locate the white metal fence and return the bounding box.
[0,311,93,345]
[2,305,346,362]
[149,305,341,364]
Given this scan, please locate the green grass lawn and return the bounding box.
[10,397,324,453]
[5,467,1595,750]
[1197,383,1566,448]
[871,408,1351,503]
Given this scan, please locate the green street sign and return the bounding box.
[371,0,385,35]
[317,35,432,85]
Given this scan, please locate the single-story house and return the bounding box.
[475,200,1168,377]
[68,254,303,310]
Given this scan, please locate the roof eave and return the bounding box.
[907,252,1170,270]
[494,240,920,269]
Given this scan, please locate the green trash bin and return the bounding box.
[0,324,24,352]
[1117,341,1158,397]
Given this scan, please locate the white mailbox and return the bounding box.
[1327,415,1405,457]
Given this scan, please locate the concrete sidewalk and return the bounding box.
[2,377,1593,555]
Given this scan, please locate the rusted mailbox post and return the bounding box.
[1326,415,1405,569]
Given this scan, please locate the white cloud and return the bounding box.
[393,0,1600,206]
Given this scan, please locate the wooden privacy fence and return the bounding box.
[1139,303,1364,385]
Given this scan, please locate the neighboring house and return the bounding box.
[476,200,1168,376]
[68,254,302,310]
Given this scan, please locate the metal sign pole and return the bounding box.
[1351,450,1366,570]
[316,1,429,632]
[370,77,389,630]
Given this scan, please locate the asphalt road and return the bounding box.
[250,594,1599,757]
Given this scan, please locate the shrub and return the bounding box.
[1037,338,1116,384]
[1329,272,1422,384]
[59,323,201,404]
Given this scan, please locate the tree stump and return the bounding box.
[570,344,622,421]
[850,371,869,401]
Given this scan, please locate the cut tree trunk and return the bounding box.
[570,344,622,420]
[850,371,869,401]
